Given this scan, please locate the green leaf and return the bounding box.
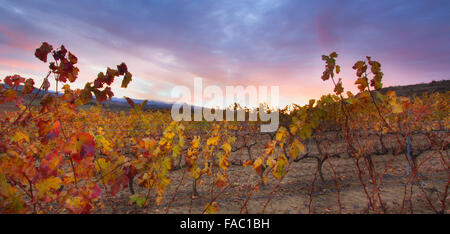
[299,124,312,140]
[130,194,146,207]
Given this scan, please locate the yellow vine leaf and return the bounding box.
[242,160,253,167]
[219,153,229,170]
[222,142,231,154]
[35,177,62,199]
[191,167,201,179]
[205,202,219,214]
[391,102,403,114]
[192,136,200,148]
[253,156,264,176]
[289,138,305,159]
[276,126,287,142]
[207,136,220,146]
[272,154,288,180]
[11,131,30,143]
[264,140,276,155]
[266,157,276,169]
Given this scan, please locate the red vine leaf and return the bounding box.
[34,42,53,63]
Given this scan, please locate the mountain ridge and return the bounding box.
[2,79,449,111]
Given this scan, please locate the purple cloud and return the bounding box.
[0,0,449,106]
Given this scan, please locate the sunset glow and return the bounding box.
[1,0,449,107]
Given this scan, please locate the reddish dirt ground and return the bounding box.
[100,146,449,214]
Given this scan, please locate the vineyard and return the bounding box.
[0,43,448,214]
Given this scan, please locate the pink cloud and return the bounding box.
[0,58,41,71]
[0,24,37,52]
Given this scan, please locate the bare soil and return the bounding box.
[101,147,449,214]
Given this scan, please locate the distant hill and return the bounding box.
[2,79,449,112]
[0,83,174,111]
[99,97,173,110]
[379,79,450,97]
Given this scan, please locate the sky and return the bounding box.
[0,0,449,108]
